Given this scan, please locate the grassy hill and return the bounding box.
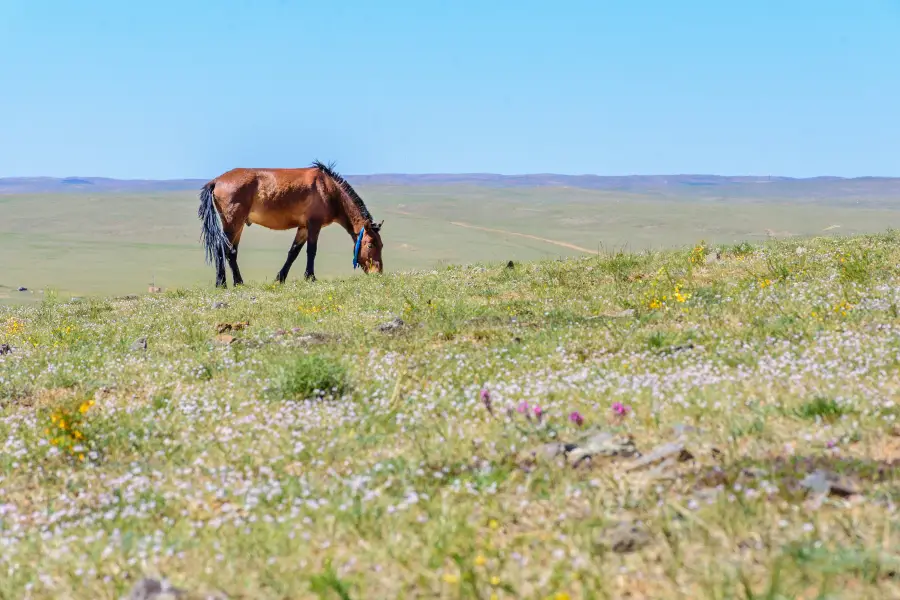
[1,232,899,598]
[4,183,900,304]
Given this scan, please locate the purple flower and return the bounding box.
[480,389,493,415]
[611,402,630,416]
[569,411,584,426]
[532,405,543,422]
[517,401,529,414]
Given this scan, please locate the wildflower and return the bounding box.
[490,576,501,586]
[516,401,529,414]
[569,411,584,426]
[442,573,459,584]
[611,402,630,416]
[475,554,487,567]
[532,405,543,421]
[480,389,493,415]
[555,594,571,600]
[488,519,499,530]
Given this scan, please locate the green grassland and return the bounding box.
[2,231,900,598]
[3,185,900,303]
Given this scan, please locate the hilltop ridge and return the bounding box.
[2,173,899,200]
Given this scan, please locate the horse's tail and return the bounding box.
[198,181,231,270]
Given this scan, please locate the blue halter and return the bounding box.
[352,227,364,269]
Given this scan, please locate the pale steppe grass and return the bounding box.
[1,232,900,599]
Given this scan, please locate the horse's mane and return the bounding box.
[312,160,376,228]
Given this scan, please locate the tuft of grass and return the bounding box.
[794,396,851,422]
[267,353,350,401]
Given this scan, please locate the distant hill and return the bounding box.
[1,173,899,201]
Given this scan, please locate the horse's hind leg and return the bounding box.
[225,225,245,286]
[275,227,308,283]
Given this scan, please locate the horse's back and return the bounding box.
[212,168,322,230]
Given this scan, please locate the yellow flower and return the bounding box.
[488,519,499,530]
[555,594,571,600]
[490,576,501,586]
[475,555,487,567]
[490,595,499,600]
[442,574,459,584]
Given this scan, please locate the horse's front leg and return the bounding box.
[275,227,308,283]
[304,222,321,282]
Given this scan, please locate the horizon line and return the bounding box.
[2,172,899,181]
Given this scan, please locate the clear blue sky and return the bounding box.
[1,0,897,178]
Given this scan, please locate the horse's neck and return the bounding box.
[337,200,368,237]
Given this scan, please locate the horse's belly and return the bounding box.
[247,211,299,230]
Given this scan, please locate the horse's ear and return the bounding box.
[378,220,384,229]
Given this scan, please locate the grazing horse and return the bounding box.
[198,160,384,288]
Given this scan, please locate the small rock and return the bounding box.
[16,286,27,292]
[297,332,329,344]
[377,317,404,333]
[130,337,148,351]
[567,429,639,467]
[704,250,721,264]
[624,441,694,472]
[215,321,248,334]
[518,442,577,465]
[122,577,185,600]
[0,344,11,355]
[211,301,228,309]
[215,334,235,345]
[800,469,859,498]
[595,520,652,554]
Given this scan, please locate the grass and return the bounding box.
[2,231,900,598]
[3,184,900,303]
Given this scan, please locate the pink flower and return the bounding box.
[611,402,630,416]
[532,405,543,422]
[569,411,584,426]
[480,389,493,415]
[517,401,529,414]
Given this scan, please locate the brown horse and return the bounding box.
[198,160,384,288]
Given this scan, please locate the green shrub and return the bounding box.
[269,353,350,400]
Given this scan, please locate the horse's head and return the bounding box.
[357,220,384,274]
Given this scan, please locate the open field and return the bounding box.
[2,232,900,598]
[3,184,900,304]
